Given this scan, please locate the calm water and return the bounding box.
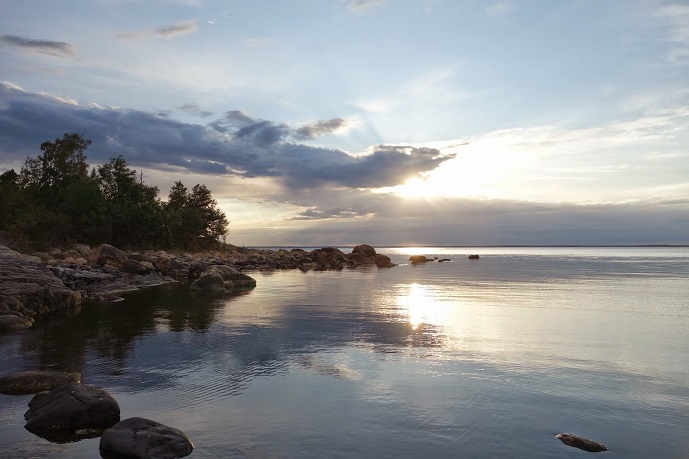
[1,247,689,458]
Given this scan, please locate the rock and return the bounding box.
[190,265,256,291]
[0,314,34,332]
[121,259,147,275]
[468,254,480,260]
[24,383,120,440]
[0,245,81,329]
[72,244,93,259]
[352,244,376,257]
[0,370,81,395]
[91,244,128,268]
[187,262,209,281]
[99,417,193,459]
[409,255,431,264]
[140,261,155,271]
[438,258,451,262]
[156,257,186,277]
[374,254,395,268]
[62,249,82,260]
[556,433,608,452]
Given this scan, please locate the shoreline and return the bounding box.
[0,243,395,333]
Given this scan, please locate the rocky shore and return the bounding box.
[0,242,395,333]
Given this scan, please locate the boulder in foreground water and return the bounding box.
[556,433,608,452]
[0,370,81,395]
[100,417,193,459]
[24,383,120,441]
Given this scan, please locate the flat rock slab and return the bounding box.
[556,433,608,452]
[0,370,81,395]
[100,417,194,459]
[24,383,120,441]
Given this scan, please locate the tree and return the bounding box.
[189,184,229,241]
[97,157,163,249]
[162,182,228,249]
[20,133,90,191]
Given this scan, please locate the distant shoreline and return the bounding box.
[250,244,689,249]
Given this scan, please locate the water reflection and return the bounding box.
[3,278,446,398]
[397,283,451,330]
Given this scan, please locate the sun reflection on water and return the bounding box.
[397,283,449,330]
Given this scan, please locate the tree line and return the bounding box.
[0,133,229,251]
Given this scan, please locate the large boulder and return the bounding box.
[0,370,81,395]
[100,417,193,459]
[189,265,256,291]
[0,245,81,328]
[24,383,120,440]
[90,244,128,268]
[352,244,376,257]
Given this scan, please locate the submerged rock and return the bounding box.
[24,383,120,441]
[100,417,193,459]
[556,433,608,452]
[0,370,81,395]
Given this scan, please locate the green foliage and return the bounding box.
[163,182,229,250]
[1,133,229,251]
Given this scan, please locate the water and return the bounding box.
[1,247,689,458]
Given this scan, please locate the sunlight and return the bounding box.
[372,136,523,200]
[396,283,448,330]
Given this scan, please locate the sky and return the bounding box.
[1,0,688,246]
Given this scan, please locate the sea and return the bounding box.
[1,246,688,458]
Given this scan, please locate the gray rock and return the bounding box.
[0,370,81,395]
[0,245,81,330]
[24,383,120,438]
[90,244,128,268]
[121,259,147,275]
[190,265,256,291]
[99,417,193,459]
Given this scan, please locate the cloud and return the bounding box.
[294,118,349,139]
[655,2,689,63]
[0,35,75,58]
[178,103,214,118]
[119,20,198,39]
[232,193,689,247]
[0,82,454,191]
[347,0,384,13]
[486,1,516,16]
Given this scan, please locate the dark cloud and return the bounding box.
[0,83,454,190]
[119,20,198,39]
[295,118,348,139]
[0,35,75,58]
